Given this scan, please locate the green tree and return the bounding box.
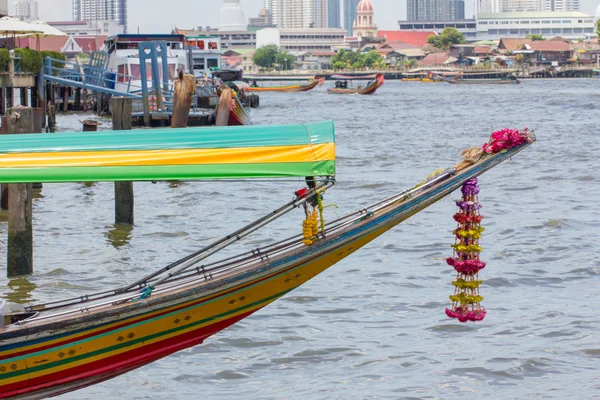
[333,61,346,70]
[526,34,544,41]
[427,27,465,50]
[275,51,294,70]
[597,20,600,43]
[362,50,381,68]
[252,44,279,69]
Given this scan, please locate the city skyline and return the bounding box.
[37,0,599,34]
[71,0,128,32]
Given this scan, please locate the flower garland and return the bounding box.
[445,177,487,323]
[482,128,534,154]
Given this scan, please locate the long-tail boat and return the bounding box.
[327,74,384,95]
[440,74,520,85]
[246,77,324,93]
[0,121,534,399]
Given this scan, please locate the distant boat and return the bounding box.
[440,74,520,85]
[327,74,384,95]
[246,77,324,92]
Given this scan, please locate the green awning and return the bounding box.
[0,121,336,183]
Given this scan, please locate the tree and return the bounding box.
[253,45,279,69]
[275,51,294,70]
[333,61,346,70]
[526,34,544,41]
[597,20,600,43]
[363,50,381,68]
[427,27,465,50]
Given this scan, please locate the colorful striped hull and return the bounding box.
[246,78,322,93]
[0,143,533,399]
[228,96,252,126]
[327,75,384,96]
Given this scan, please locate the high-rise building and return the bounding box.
[13,0,37,21]
[541,0,579,11]
[407,0,465,21]
[72,0,128,33]
[327,0,340,28]
[498,0,539,12]
[0,0,8,15]
[268,0,327,29]
[343,0,359,35]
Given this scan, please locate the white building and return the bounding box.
[256,27,346,54]
[268,0,328,29]
[220,0,247,31]
[48,20,124,36]
[353,0,377,38]
[72,0,128,33]
[477,11,595,40]
[541,0,579,12]
[0,0,8,15]
[13,0,37,21]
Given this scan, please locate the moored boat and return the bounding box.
[246,77,324,92]
[440,75,520,85]
[0,123,534,399]
[327,74,384,95]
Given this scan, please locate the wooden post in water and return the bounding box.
[6,106,34,277]
[171,71,196,128]
[111,97,134,225]
[214,86,232,127]
[62,87,68,112]
[74,88,81,111]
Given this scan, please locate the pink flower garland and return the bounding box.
[482,128,534,154]
[445,177,486,323]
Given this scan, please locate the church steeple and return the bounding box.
[353,0,377,38]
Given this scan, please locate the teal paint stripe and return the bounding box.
[0,121,334,153]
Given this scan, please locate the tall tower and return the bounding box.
[269,0,327,29]
[353,0,377,38]
[343,0,360,35]
[407,0,464,21]
[328,0,340,28]
[220,0,247,30]
[72,0,128,33]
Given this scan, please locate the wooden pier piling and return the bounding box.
[171,72,196,128]
[111,97,134,225]
[5,106,34,277]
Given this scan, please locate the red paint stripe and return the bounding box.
[0,308,259,399]
[0,251,319,361]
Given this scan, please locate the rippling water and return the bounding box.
[1,79,600,399]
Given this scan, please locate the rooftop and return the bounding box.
[377,30,436,47]
[477,11,593,19]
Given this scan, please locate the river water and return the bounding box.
[1,78,599,399]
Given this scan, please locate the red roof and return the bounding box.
[311,51,336,56]
[377,30,436,47]
[474,45,492,55]
[529,41,571,52]
[17,37,68,52]
[498,38,533,51]
[74,36,106,52]
[420,52,450,66]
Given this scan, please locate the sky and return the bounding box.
[38,0,600,34]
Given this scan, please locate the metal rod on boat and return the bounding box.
[116,179,335,293]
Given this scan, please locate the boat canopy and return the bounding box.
[330,74,379,80]
[0,122,336,183]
